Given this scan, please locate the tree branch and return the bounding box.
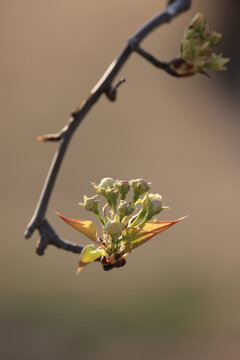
[35,219,84,256]
[25,0,192,255]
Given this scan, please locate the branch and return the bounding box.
[35,219,84,256]
[130,44,182,77]
[25,0,192,255]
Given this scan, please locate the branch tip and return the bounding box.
[105,78,126,102]
[36,133,62,142]
[36,235,50,255]
[24,223,36,239]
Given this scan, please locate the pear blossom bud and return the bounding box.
[99,177,116,189]
[130,179,150,203]
[145,193,163,219]
[93,177,116,197]
[115,180,130,200]
[118,201,135,218]
[79,195,99,214]
[104,220,125,239]
[106,187,119,211]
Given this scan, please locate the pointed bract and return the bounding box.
[56,212,97,242]
[122,217,187,253]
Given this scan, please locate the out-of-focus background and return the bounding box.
[1,0,240,359]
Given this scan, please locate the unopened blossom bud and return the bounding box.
[93,177,116,197]
[118,201,135,218]
[99,177,116,189]
[115,180,130,200]
[104,220,125,239]
[106,187,119,211]
[79,195,99,214]
[130,179,151,203]
[146,194,163,219]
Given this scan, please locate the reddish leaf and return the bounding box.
[122,216,187,253]
[56,212,97,242]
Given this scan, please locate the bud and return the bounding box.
[93,177,116,197]
[135,193,167,227]
[178,12,229,75]
[145,193,163,219]
[79,195,99,214]
[99,177,116,189]
[208,31,222,47]
[130,179,151,203]
[115,180,130,200]
[105,187,119,211]
[104,220,125,239]
[118,201,135,218]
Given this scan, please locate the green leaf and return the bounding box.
[77,245,103,273]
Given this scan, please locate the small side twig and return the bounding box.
[105,78,126,102]
[130,43,181,77]
[35,219,83,255]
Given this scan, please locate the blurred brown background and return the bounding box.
[1,0,240,359]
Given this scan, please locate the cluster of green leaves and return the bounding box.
[170,13,229,77]
[57,178,185,273]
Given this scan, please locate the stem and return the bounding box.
[130,210,146,227]
[137,215,151,229]
[96,213,105,226]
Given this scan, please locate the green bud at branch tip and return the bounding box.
[170,12,229,77]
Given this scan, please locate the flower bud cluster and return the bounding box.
[170,13,229,77]
[80,177,169,246]
[74,177,174,272]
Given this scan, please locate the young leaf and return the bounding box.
[56,212,97,242]
[77,244,103,273]
[122,217,187,253]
